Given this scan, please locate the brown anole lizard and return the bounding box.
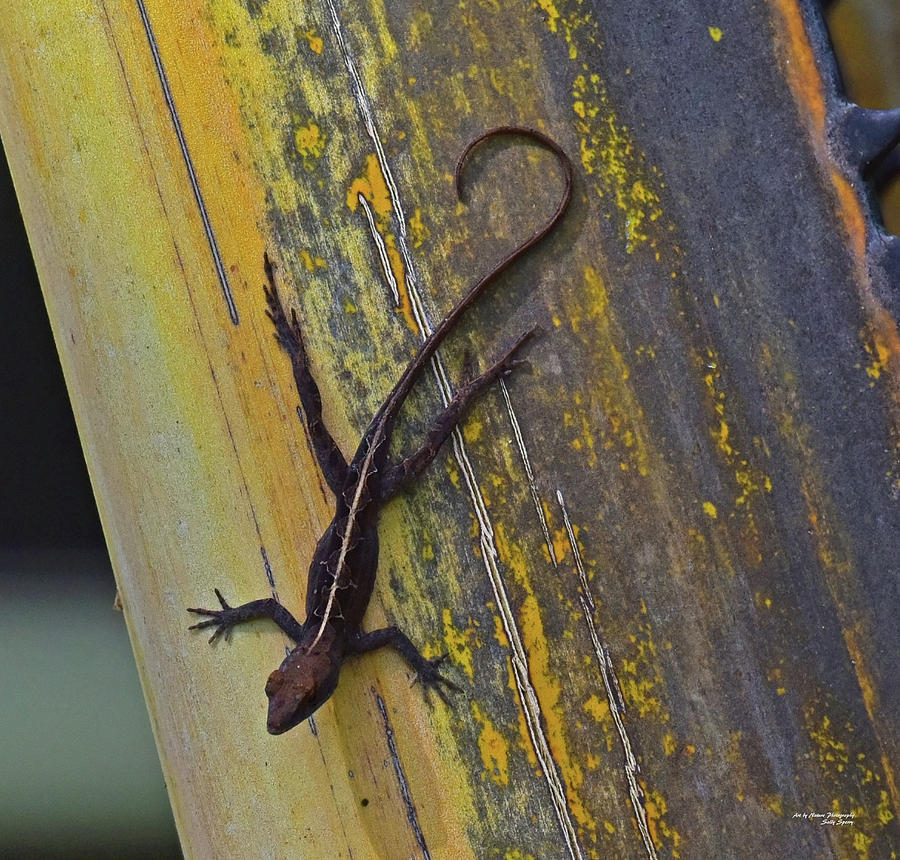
[188,126,573,734]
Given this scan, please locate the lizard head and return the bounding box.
[265,624,342,734]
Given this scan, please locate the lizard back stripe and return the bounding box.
[311,434,381,646]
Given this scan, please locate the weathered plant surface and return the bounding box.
[1,1,898,857]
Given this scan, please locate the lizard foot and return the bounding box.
[187,589,241,643]
[412,654,462,705]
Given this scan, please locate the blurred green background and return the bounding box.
[0,2,897,857]
[0,104,181,860]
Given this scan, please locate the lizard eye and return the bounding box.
[265,669,285,696]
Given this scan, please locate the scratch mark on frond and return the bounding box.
[376,691,432,860]
[260,545,277,591]
[500,379,558,566]
[557,490,658,860]
[358,193,400,305]
[135,0,238,324]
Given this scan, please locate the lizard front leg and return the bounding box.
[188,589,305,643]
[347,627,461,703]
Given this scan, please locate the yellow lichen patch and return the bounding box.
[299,28,323,54]
[492,613,510,650]
[471,702,510,785]
[708,26,723,42]
[663,733,677,756]
[299,249,327,272]
[754,591,773,609]
[583,693,613,753]
[407,9,433,51]
[583,694,609,723]
[462,416,484,444]
[644,787,682,857]
[577,266,653,476]
[346,153,392,218]
[620,620,667,721]
[534,0,598,60]
[367,0,400,65]
[492,522,528,589]
[517,593,596,837]
[535,0,561,33]
[345,157,419,331]
[877,790,895,826]
[687,527,706,547]
[504,850,535,860]
[293,119,326,163]
[805,708,850,777]
[701,348,773,513]
[722,732,750,796]
[762,794,784,816]
[446,460,461,488]
[619,670,664,721]
[863,338,889,381]
[409,207,430,248]
[734,466,772,505]
[552,525,571,565]
[570,74,664,253]
[853,828,874,860]
[860,303,900,435]
[382,234,418,332]
[767,666,787,696]
[865,306,900,391]
[702,501,718,519]
[514,693,540,770]
[488,67,510,97]
[714,419,732,456]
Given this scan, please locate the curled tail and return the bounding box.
[376,126,573,427]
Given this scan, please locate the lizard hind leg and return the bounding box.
[347,626,461,704]
[378,325,539,501]
[263,254,349,495]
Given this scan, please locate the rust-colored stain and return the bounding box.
[770,0,900,405]
[769,0,827,136]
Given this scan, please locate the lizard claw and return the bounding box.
[187,589,238,644]
[412,654,462,705]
